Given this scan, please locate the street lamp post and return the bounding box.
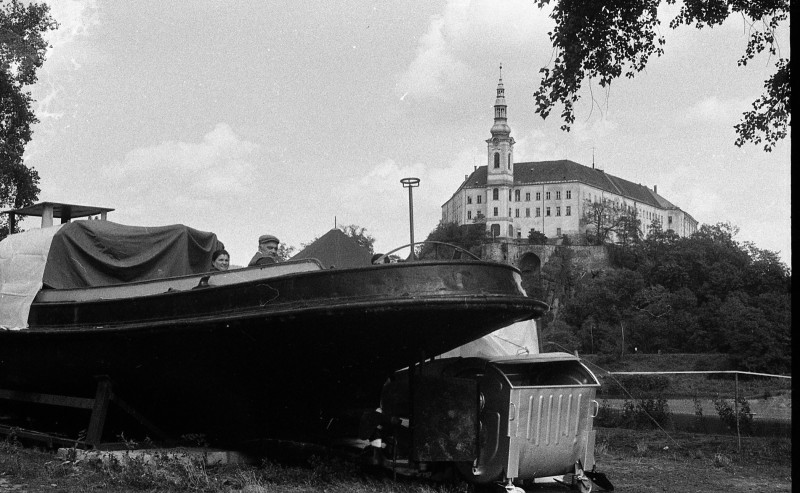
[401,177,420,260]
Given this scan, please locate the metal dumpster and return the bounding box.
[453,353,600,483]
[372,352,601,485]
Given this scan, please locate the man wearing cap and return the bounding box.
[248,234,281,266]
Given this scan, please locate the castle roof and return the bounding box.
[454,159,683,211]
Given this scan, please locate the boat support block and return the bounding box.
[0,376,171,448]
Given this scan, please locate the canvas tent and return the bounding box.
[291,228,372,269]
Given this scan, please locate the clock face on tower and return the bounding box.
[492,137,499,145]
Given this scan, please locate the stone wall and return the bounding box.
[481,241,610,274]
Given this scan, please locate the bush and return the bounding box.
[713,396,753,435]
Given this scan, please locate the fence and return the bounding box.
[586,369,791,448]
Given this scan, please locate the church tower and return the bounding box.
[485,65,515,238]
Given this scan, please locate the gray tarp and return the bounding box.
[42,220,224,289]
[290,228,372,269]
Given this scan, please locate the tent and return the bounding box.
[291,228,372,269]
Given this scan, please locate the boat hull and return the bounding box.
[1,261,547,446]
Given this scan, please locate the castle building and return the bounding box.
[441,74,698,241]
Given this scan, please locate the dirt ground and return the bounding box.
[0,427,792,492]
[584,428,792,493]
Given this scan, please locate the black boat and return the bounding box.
[0,203,547,447]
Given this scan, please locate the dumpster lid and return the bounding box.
[488,352,580,365]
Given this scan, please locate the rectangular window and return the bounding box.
[566,206,571,216]
[546,191,551,200]
[536,192,541,201]
[508,208,512,217]
[566,190,572,199]
[556,191,561,200]
[546,207,551,216]
[509,190,512,200]
[477,195,482,204]
[557,227,562,236]
[515,190,520,201]
[525,208,530,217]
[556,207,561,216]
[493,207,498,217]
[515,209,520,218]
[467,196,472,204]
[525,192,530,201]
[467,210,472,219]
[536,207,541,217]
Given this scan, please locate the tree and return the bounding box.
[581,197,627,245]
[527,228,547,245]
[1,1,57,239]
[418,221,485,259]
[276,243,295,262]
[534,0,789,151]
[337,224,376,255]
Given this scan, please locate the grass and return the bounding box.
[0,435,472,493]
[0,426,792,492]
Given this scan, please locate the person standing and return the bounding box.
[248,234,281,266]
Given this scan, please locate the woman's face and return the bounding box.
[213,254,230,271]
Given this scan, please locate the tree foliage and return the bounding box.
[562,222,791,373]
[0,1,57,239]
[338,224,376,255]
[534,0,790,151]
[581,197,629,245]
[528,228,547,245]
[418,221,485,259]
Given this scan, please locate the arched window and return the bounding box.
[494,153,500,168]
[492,188,499,200]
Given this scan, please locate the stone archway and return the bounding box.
[518,252,542,299]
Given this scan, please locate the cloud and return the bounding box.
[683,96,749,124]
[101,123,260,214]
[338,151,477,252]
[397,0,552,100]
[44,0,100,54]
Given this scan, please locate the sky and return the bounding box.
[19,0,791,268]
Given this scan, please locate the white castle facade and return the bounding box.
[441,76,698,241]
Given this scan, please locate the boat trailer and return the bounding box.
[359,353,614,491]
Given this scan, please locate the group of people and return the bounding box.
[210,234,281,271]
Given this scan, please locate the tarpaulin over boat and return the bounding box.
[0,225,63,329]
[437,319,541,359]
[290,228,372,269]
[42,220,224,289]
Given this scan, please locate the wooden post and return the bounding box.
[734,372,741,453]
[87,378,113,446]
[41,203,54,228]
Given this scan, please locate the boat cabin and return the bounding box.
[2,201,114,234]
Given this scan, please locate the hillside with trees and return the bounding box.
[421,220,791,374]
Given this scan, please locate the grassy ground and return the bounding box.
[0,427,791,492]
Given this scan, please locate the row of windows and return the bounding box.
[467,206,572,219]
[493,226,563,238]
[467,189,572,204]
